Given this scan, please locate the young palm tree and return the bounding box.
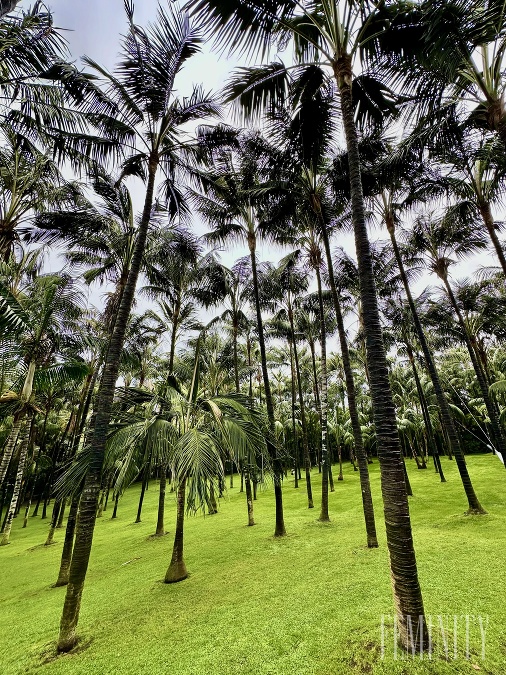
[164,339,267,582]
[56,3,219,652]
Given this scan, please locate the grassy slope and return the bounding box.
[0,455,505,675]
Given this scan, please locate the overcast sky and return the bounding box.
[16,2,496,337]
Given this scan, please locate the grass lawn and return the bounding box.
[0,454,505,675]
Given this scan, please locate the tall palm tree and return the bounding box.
[56,3,219,652]
[143,227,227,374]
[188,0,428,644]
[192,131,291,537]
[360,143,488,509]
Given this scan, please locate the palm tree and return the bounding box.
[267,253,315,509]
[409,214,506,469]
[192,131,290,537]
[57,3,218,652]
[191,2,414,579]
[143,227,227,374]
[32,168,140,332]
[370,0,506,148]
[352,139,484,514]
[164,339,267,582]
[0,132,82,260]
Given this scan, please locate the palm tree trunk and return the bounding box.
[308,339,320,409]
[335,54,427,652]
[54,493,80,587]
[406,344,446,483]
[245,469,255,526]
[155,465,167,536]
[165,479,188,583]
[248,238,286,537]
[0,360,36,490]
[288,339,299,488]
[233,321,240,393]
[135,466,149,524]
[0,411,33,546]
[288,305,314,508]
[320,219,377,546]
[168,295,181,374]
[45,500,62,546]
[0,415,22,490]
[315,265,330,523]
[441,274,506,468]
[111,493,119,519]
[386,220,485,510]
[57,158,158,654]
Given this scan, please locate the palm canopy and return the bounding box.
[77,1,220,209]
[366,0,506,143]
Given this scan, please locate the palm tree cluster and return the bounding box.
[0,0,505,657]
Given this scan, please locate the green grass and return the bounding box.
[1,455,505,675]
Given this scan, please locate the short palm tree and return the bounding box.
[164,339,267,582]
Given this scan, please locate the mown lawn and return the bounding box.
[0,454,505,675]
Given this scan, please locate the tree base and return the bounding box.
[164,560,188,583]
[56,634,78,654]
[53,579,69,588]
[465,507,487,515]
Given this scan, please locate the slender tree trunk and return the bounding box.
[407,344,446,483]
[249,236,286,537]
[315,265,330,522]
[168,296,181,374]
[111,493,119,519]
[155,465,167,536]
[245,469,255,526]
[289,306,314,508]
[57,159,158,653]
[0,412,33,546]
[233,321,240,393]
[0,416,22,490]
[386,218,485,510]
[308,339,320,410]
[335,55,427,652]
[136,468,149,524]
[57,498,67,528]
[54,494,80,587]
[45,500,62,546]
[320,221,377,546]
[165,479,188,583]
[288,339,299,488]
